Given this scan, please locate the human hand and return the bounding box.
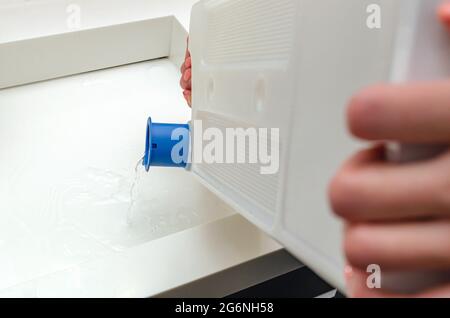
[180,37,192,107]
[329,4,450,298]
[439,1,450,27]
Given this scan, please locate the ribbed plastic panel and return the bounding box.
[205,0,297,65]
[194,111,280,216]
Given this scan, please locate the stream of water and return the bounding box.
[127,158,145,226]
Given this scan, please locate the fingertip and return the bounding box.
[180,78,187,90]
[344,224,375,270]
[347,84,389,140]
[329,146,386,222]
[184,68,192,81]
[344,265,356,297]
[345,268,386,298]
[329,170,360,220]
[183,90,192,106]
[438,3,450,27]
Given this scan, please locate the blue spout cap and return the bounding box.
[143,118,190,171]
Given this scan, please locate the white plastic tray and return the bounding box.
[0,3,301,297]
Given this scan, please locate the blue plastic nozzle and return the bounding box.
[143,118,190,171]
